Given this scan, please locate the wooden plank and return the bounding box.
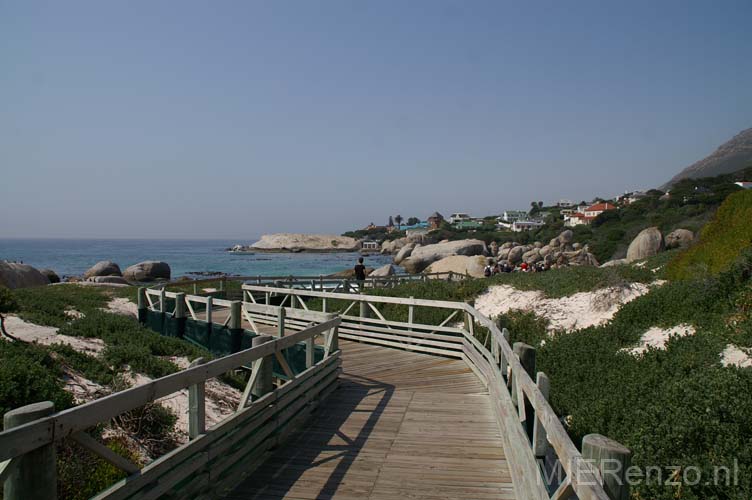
[71,431,140,475]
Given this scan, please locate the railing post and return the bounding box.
[3,401,57,500]
[319,274,324,292]
[174,292,186,338]
[532,372,550,458]
[229,300,243,352]
[265,291,270,305]
[305,323,315,369]
[188,358,206,440]
[511,342,536,437]
[137,287,147,323]
[582,434,632,500]
[206,295,213,324]
[501,328,510,381]
[160,288,166,313]
[511,342,535,407]
[219,278,225,295]
[193,282,198,294]
[408,296,414,331]
[322,296,327,313]
[343,279,350,294]
[251,335,274,399]
[360,300,369,320]
[277,307,286,337]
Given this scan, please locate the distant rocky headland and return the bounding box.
[228,233,360,253]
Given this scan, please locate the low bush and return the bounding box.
[0,340,73,416]
[12,285,109,327]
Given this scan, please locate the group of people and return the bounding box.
[483,259,550,277]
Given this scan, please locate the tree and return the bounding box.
[406,217,420,226]
[538,201,544,209]
[529,201,540,216]
[394,214,403,229]
[0,287,20,341]
[387,216,394,227]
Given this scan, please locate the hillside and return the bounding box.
[662,127,752,189]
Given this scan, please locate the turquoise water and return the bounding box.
[0,239,395,280]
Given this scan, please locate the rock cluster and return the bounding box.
[0,262,50,289]
[492,230,599,268]
[123,261,171,282]
[83,261,122,279]
[401,239,488,274]
[249,233,360,252]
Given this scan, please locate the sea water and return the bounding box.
[0,239,396,279]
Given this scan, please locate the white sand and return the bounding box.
[626,324,695,356]
[106,297,139,317]
[128,364,241,444]
[721,344,752,368]
[475,283,651,332]
[3,315,105,353]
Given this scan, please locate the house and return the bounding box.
[511,220,545,232]
[400,221,429,231]
[454,220,483,230]
[564,213,593,227]
[582,202,616,218]
[427,212,444,229]
[448,213,471,224]
[625,191,647,204]
[500,210,528,223]
[735,181,752,189]
[361,240,380,251]
[564,202,616,227]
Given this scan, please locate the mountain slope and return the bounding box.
[662,128,752,189]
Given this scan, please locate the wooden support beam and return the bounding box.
[277,307,286,337]
[71,432,140,475]
[188,358,206,440]
[582,434,632,500]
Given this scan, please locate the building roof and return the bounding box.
[428,211,444,219]
[585,202,616,212]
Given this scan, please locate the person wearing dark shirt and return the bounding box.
[354,257,367,286]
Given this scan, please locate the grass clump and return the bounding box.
[12,285,109,327]
[58,310,208,378]
[668,189,752,280]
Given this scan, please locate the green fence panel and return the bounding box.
[185,318,210,348]
[145,310,165,334]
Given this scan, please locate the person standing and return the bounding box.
[354,257,367,290]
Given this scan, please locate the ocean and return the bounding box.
[0,239,396,279]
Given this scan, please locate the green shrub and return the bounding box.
[12,285,109,327]
[46,343,116,386]
[0,341,73,417]
[668,190,752,280]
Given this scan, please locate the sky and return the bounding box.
[1,0,751,239]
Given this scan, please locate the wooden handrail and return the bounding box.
[239,285,614,500]
[0,318,341,464]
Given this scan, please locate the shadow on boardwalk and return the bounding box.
[226,373,394,499]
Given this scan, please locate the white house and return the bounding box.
[511,220,544,232]
[500,210,528,223]
[735,181,752,189]
[448,213,472,224]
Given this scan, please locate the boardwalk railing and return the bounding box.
[150,270,469,295]
[0,315,341,500]
[241,284,626,500]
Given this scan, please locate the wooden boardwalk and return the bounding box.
[226,340,517,500]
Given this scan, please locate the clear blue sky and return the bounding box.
[2,0,750,239]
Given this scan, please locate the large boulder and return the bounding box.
[425,255,487,278]
[558,230,574,245]
[369,264,395,277]
[0,262,50,289]
[401,239,487,274]
[123,261,171,282]
[251,233,360,252]
[507,246,525,265]
[394,243,417,265]
[665,229,694,249]
[626,227,664,262]
[39,269,60,284]
[522,248,542,264]
[83,261,122,279]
